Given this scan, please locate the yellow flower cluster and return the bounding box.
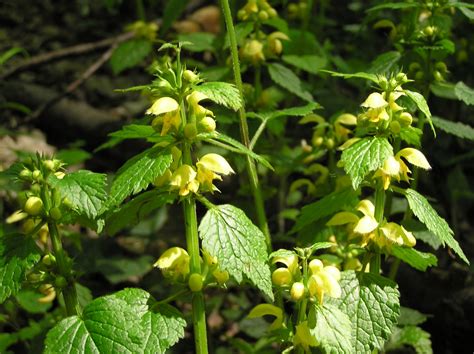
[328,199,416,249]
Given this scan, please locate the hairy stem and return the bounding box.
[220,0,271,249]
[48,221,80,316]
[181,102,209,354]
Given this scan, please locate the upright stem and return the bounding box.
[371,180,386,274]
[220,0,271,249]
[295,258,309,354]
[181,104,209,354]
[48,221,80,316]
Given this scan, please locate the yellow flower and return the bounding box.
[146,97,181,136]
[247,304,283,331]
[375,148,431,189]
[334,113,357,142]
[383,89,405,112]
[186,91,213,120]
[360,92,390,123]
[293,321,319,352]
[170,165,199,196]
[196,154,234,192]
[379,222,416,248]
[154,247,190,279]
[6,210,28,224]
[307,259,341,304]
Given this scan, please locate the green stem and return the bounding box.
[181,104,209,354]
[371,180,386,274]
[48,221,80,316]
[220,0,271,250]
[295,258,309,354]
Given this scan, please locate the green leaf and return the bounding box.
[0,46,27,66]
[292,188,359,232]
[224,22,253,48]
[390,246,437,271]
[367,2,420,11]
[268,63,313,102]
[109,146,173,207]
[368,51,401,75]
[0,234,41,303]
[110,39,152,74]
[179,32,216,52]
[199,204,273,300]
[202,132,273,170]
[323,70,379,83]
[404,90,435,134]
[459,6,474,20]
[248,102,322,121]
[430,82,458,100]
[398,307,428,326]
[454,81,474,106]
[44,288,186,354]
[405,188,469,264]
[193,82,243,111]
[399,126,422,147]
[309,303,352,354]
[431,116,474,140]
[330,271,400,353]
[282,55,327,75]
[16,289,52,313]
[341,136,393,190]
[106,190,175,235]
[310,242,337,252]
[96,125,173,151]
[385,326,432,354]
[50,170,107,220]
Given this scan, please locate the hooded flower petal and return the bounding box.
[397,148,431,170]
[146,97,179,116]
[361,92,388,109]
[197,154,234,175]
[170,165,199,196]
[154,247,190,279]
[294,321,319,351]
[247,304,283,331]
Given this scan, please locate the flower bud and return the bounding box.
[433,70,444,82]
[290,282,305,301]
[42,254,56,266]
[183,70,199,83]
[49,207,62,221]
[389,121,401,134]
[272,268,292,287]
[42,160,56,172]
[435,61,448,73]
[396,72,408,84]
[188,273,203,292]
[258,10,269,21]
[184,123,197,139]
[398,112,413,126]
[312,136,324,147]
[19,169,32,181]
[24,197,43,216]
[414,71,424,81]
[212,269,229,284]
[198,117,216,133]
[325,138,335,149]
[267,8,277,17]
[54,276,68,289]
[32,170,42,181]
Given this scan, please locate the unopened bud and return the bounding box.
[198,117,216,133]
[24,197,43,216]
[188,273,203,292]
[290,282,305,301]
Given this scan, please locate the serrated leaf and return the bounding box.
[0,234,41,303]
[368,51,401,75]
[430,82,458,100]
[341,137,393,189]
[292,188,359,232]
[399,126,422,147]
[110,39,152,75]
[329,271,400,353]
[404,90,434,134]
[459,6,474,20]
[454,81,474,106]
[202,132,273,170]
[199,204,273,300]
[109,146,173,207]
[268,63,313,102]
[282,55,327,75]
[386,326,432,354]
[44,288,186,354]
[193,82,242,111]
[391,246,437,271]
[398,307,429,326]
[323,70,379,83]
[50,170,107,220]
[308,303,352,354]
[106,190,175,235]
[405,189,468,264]
[431,116,474,140]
